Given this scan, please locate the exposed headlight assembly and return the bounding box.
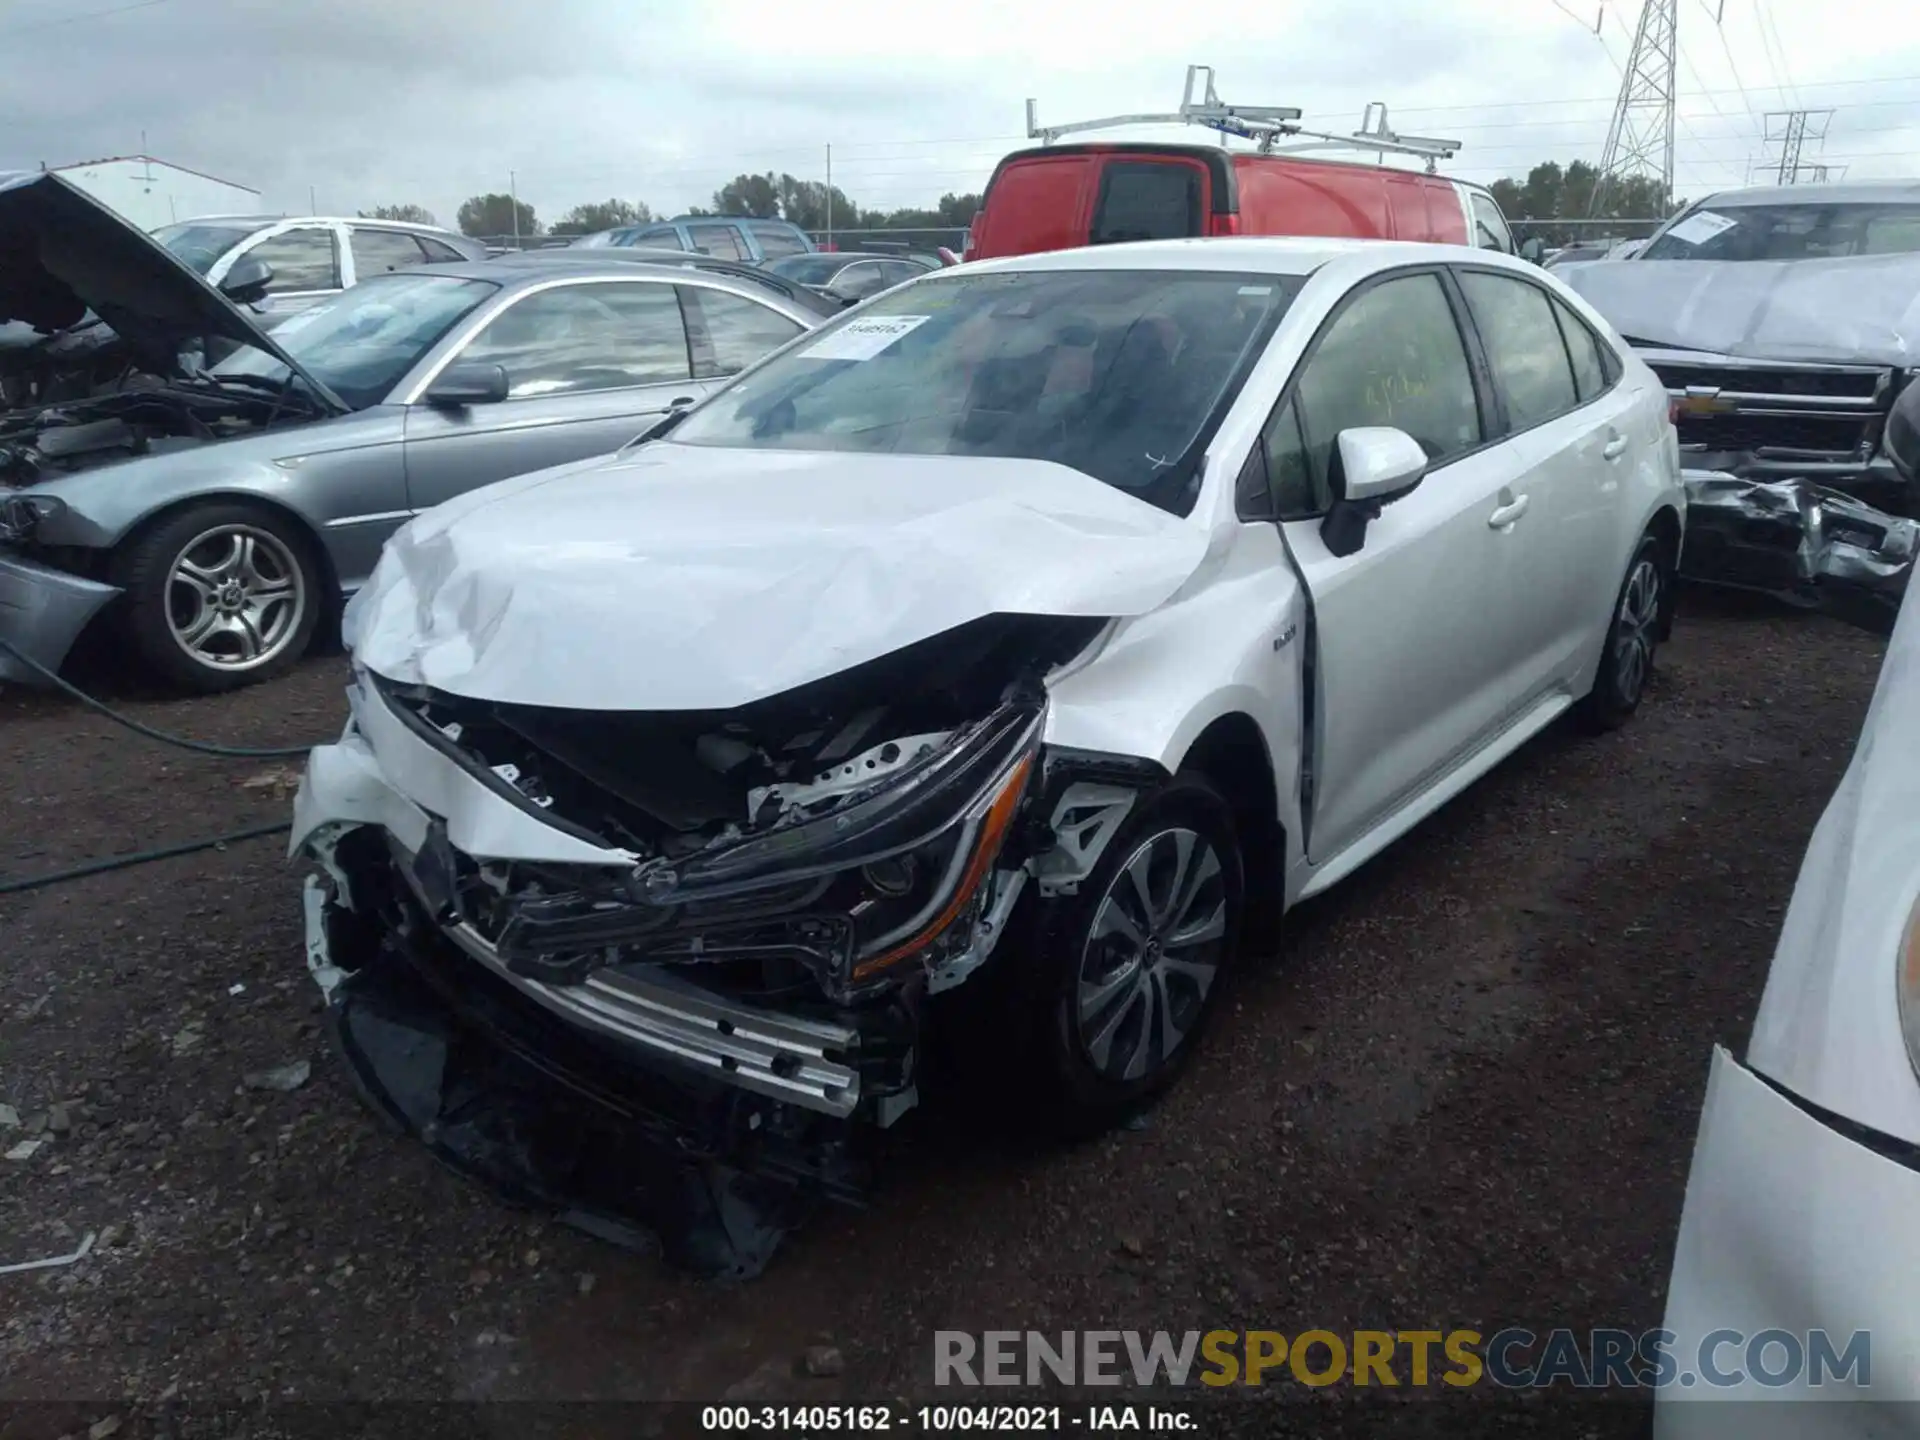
[0,493,66,543]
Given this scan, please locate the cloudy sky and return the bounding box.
[4,0,1917,232]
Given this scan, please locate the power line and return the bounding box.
[0,0,171,35]
[1754,0,1801,107]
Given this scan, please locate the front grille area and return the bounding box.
[1678,412,1877,457]
[1650,363,1886,401]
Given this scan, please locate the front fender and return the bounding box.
[1043,528,1305,855]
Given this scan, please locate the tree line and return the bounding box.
[358,157,1678,244]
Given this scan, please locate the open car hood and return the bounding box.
[0,170,345,410]
[1564,253,1920,367]
[344,443,1212,711]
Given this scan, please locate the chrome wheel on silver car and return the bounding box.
[167,524,307,672]
[114,501,325,694]
[1613,553,1662,707]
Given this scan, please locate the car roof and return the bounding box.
[1695,180,1920,208]
[165,213,468,236]
[397,256,817,309]
[951,235,1501,278]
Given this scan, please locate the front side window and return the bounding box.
[1470,193,1514,253]
[416,235,465,263]
[1642,202,1920,261]
[212,273,498,410]
[350,228,428,278]
[1291,272,1482,497]
[671,268,1302,515]
[752,223,809,258]
[245,227,342,293]
[688,288,806,377]
[152,221,270,275]
[1458,271,1578,430]
[1091,162,1204,246]
[459,281,692,397]
[687,223,747,261]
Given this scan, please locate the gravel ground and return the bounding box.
[0,594,1889,1437]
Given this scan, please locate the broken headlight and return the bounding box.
[0,493,64,543]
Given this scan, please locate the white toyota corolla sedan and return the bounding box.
[290,238,1684,1266]
[1656,384,1920,1436]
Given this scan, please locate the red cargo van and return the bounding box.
[966,143,1517,262]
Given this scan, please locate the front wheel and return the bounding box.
[1578,532,1668,731]
[1030,774,1244,1132]
[113,502,323,693]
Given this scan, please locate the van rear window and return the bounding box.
[1091,162,1203,245]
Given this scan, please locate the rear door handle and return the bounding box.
[1602,433,1628,460]
[1488,495,1530,529]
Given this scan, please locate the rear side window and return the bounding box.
[688,224,747,261]
[417,236,465,263]
[751,223,809,258]
[1292,272,1482,496]
[1092,162,1203,246]
[1458,271,1579,429]
[686,287,805,376]
[1551,295,1610,402]
[247,227,341,293]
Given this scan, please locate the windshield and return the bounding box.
[152,221,270,275]
[212,272,498,410]
[766,255,853,284]
[1642,202,1920,261]
[670,268,1301,515]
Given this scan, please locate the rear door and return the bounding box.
[1088,158,1208,245]
[1257,268,1539,864]
[401,278,707,512]
[1451,266,1625,695]
[971,155,1097,259]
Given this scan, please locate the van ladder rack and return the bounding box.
[1025,66,1462,174]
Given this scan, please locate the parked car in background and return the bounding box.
[968,147,1516,261]
[150,215,490,321]
[292,237,1682,1274]
[1655,381,1920,1435]
[504,245,842,318]
[763,251,936,305]
[581,215,817,264]
[1,186,821,693]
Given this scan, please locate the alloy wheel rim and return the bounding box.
[1075,826,1229,1082]
[1613,556,1661,704]
[166,524,305,672]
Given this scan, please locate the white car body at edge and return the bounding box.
[1657,577,1920,1435]
[292,236,1684,1120]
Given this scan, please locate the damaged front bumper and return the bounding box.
[0,546,117,683]
[1681,471,1916,636]
[291,663,1062,1267]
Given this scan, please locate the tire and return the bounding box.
[1028,773,1245,1133]
[1578,531,1668,732]
[112,501,323,694]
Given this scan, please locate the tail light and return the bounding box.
[1207,213,1242,238]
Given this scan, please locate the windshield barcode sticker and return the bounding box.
[802,314,931,361]
[1664,210,1738,246]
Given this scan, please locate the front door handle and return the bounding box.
[1602,432,1629,460]
[1488,494,1531,529]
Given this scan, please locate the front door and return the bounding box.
[401,279,708,513]
[1263,269,1540,863]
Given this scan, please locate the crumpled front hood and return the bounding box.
[0,170,341,408]
[345,443,1212,710]
[1564,253,1920,367]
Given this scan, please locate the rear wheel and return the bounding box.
[1578,532,1667,731]
[114,502,322,693]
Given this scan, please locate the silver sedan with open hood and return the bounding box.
[0,171,819,692]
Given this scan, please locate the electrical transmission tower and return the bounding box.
[1764,109,1836,184]
[1590,0,1678,217]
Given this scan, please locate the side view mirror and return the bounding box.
[423,361,511,408]
[1886,382,1920,483]
[1320,427,1428,558]
[219,255,274,306]
[1520,237,1546,264]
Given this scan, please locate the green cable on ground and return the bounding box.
[0,821,292,896]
